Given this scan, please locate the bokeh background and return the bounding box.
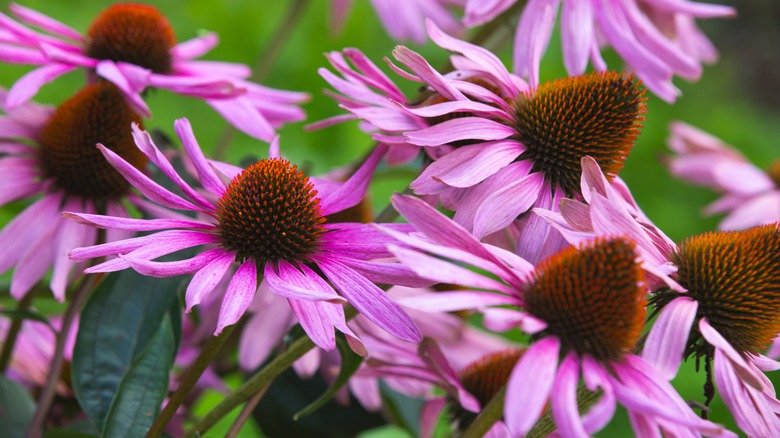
[0,0,777,436]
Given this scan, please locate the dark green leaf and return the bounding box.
[102,314,176,438]
[71,270,182,430]
[43,430,97,438]
[0,376,35,437]
[293,335,364,420]
[0,309,54,329]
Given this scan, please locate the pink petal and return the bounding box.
[121,248,225,278]
[316,256,421,343]
[174,118,227,195]
[171,33,218,60]
[288,297,338,351]
[0,193,61,273]
[316,143,387,215]
[482,308,546,333]
[411,141,523,193]
[580,357,616,433]
[51,199,95,300]
[505,336,560,436]
[551,352,587,438]
[641,296,697,380]
[215,260,258,334]
[699,318,763,389]
[63,212,211,231]
[10,218,57,299]
[206,97,275,142]
[185,252,234,312]
[5,63,75,110]
[419,398,446,438]
[404,117,515,146]
[97,144,202,212]
[561,0,593,75]
[395,291,519,313]
[238,289,293,370]
[513,0,559,86]
[473,172,545,238]
[265,261,346,303]
[391,46,465,101]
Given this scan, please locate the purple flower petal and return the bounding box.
[9,3,83,40]
[561,0,593,75]
[551,352,587,438]
[0,193,61,273]
[699,318,763,389]
[317,256,421,343]
[5,63,75,110]
[404,117,515,146]
[185,251,234,312]
[174,118,227,196]
[505,336,560,436]
[513,0,559,86]
[121,248,225,278]
[641,296,697,380]
[238,288,293,370]
[316,143,387,215]
[265,261,346,303]
[63,212,212,231]
[97,144,203,212]
[473,172,545,238]
[215,260,258,334]
[395,291,519,313]
[580,356,616,433]
[172,32,219,60]
[51,198,96,300]
[391,46,465,101]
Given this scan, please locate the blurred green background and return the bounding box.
[0,0,777,436]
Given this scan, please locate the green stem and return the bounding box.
[185,331,314,438]
[212,0,309,160]
[26,274,101,438]
[185,306,359,437]
[224,382,269,438]
[461,386,505,438]
[145,324,237,438]
[0,291,36,373]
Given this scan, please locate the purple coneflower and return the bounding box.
[0,3,307,140]
[379,194,732,437]
[66,119,422,351]
[463,0,735,101]
[643,224,780,437]
[666,121,780,230]
[0,82,145,300]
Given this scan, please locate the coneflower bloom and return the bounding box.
[0,3,307,140]
[380,194,732,437]
[329,0,463,44]
[643,224,780,437]
[666,121,780,230]
[467,0,735,101]
[0,82,145,300]
[66,119,422,350]
[385,21,646,262]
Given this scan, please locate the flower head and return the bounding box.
[380,194,732,437]
[66,119,423,351]
[0,82,145,300]
[666,121,780,230]
[643,224,780,436]
[0,3,307,140]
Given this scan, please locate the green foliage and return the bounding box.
[71,270,182,436]
[0,376,36,438]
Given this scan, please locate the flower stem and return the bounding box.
[145,324,237,438]
[25,274,102,438]
[185,306,359,437]
[184,331,315,437]
[224,382,269,438]
[462,385,505,438]
[0,291,36,373]
[212,0,309,160]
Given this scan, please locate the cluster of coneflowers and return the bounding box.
[0,1,777,438]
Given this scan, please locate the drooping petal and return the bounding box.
[505,336,560,436]
[551,352,587,438]
[264,261,346,303]
[317,256,421,343]
[185,251,234,312]
[215,260,258,334]
[641,297,697,380]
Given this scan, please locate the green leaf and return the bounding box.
[0,308,54,329]
[293,335,364,420]
[71,270,183,431]
[102,314,176,438]
[43,430,97,438]
[0,375,35,437]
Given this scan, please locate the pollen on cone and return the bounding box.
[216,159,326,264]
[673,223,780,354]
[38,82,145,201]
[523,237,646,361]
[85,3,176,73]
[514,71,647,196]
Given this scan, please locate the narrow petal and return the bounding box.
[404,117,515,146]
[5,63,75,110]
[473,172,545,238]
[216,260,257,334]
[317,143,387,215]
[121,248,225,278]
[288,298,338,351]
[0,193,61,273]
[561,0,593,75]
[395,291,519,313]
[641,297,697,380]
[551,352,587,438]
[238,289,293,370]
[505,336,560,436]
[265,261,346,303]
[174,118,227,195]
[513,0,559,86]
[64,212,212,231]
[185,251,234,312]
[699,318,763,389]
[51,198,95,300]
[317,257,421,343]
